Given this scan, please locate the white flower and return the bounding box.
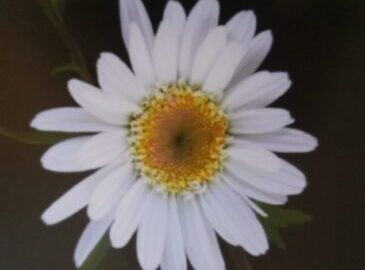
[31,0,318,269]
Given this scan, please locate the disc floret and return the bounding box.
[129,84,229,195]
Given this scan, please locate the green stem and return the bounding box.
[0,127,72,145]
[35,0,93,82]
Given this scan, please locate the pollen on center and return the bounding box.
[129,84,229,195]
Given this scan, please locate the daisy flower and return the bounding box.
[31,0,318,269]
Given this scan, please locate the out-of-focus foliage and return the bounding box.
[0,126,72,145]
[260,204,312,249]
[79,235,111,270]
[49,0,66,14]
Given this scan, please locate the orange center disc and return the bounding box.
[130,84,228,194]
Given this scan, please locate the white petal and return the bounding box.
[137,190,168,270]
[226,10,256,45]
[110,180,148,248]
[129,23,156,87]
[231,30,273,84]
[179,198,225,270]
[222,172,288,205]
[278,158,307,192]
[31,107,117,133]
[97,52,146,103]
[199,189,239,247]
[163,1,186,34]
[68,79,135,125]
[226,155,306,195]
[161,197,187,270]
[41,163,118,225]
[153,21,183,84]
[244,77,293,109]
[77,130,127,170]
[41,136,93,173]
[190,26,227,84]
[74,214,113,267]
[87,161,135,220]
[227,140,280,172]
[207,184,269,255]
[204,41,246,94]
[242,196,268,217]
[154,1,186,85]
[230,108,294,135]
[179,0,219,81]
[223,72,291,111]
[244,128,318,153]
[119,0,154,52]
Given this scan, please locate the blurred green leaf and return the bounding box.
[51,62,82,76]
[79,234,111,270]
[261,220,287,250]
[0,126,71,145]
[261,205,312,228]
[220,240,253,270]
[259,205,312,249]
[49,0,66,14]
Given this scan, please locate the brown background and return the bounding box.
[0,0,364,269]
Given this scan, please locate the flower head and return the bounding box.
[31,0,318,269]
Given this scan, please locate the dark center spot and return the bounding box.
[174,133,185,148]
[172,131,194,158]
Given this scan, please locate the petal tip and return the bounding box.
[29,115,40,129]
[67,79,82,97]
[40,213,51,225]
[41,209,58,226]
[309,135,319,151]
[73,254,83,268]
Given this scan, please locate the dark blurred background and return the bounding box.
[0,0,364,269]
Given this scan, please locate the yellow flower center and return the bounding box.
[129,84,228,195]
